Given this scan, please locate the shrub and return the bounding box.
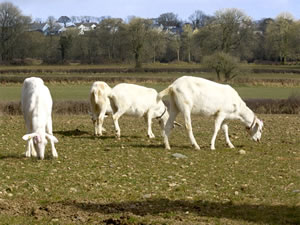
[203,52,240,81]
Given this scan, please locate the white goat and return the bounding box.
[89,81,112,136]
[108,83,169,138]
[157,76,263,150]
[21,77,58,159]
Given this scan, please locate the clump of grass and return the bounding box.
[53,100,89,115]
[0,101,21,115]
[1,96,300,116]
[0,101,90,115]
[245,94,300,114]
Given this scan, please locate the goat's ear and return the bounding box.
[46,134,58,143]
[256,118,264,127]
[22,133,38,141]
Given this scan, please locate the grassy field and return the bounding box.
[0,65,300,224]
[1,64,300,103]
[0,114,299,224]
[1,83,300,102]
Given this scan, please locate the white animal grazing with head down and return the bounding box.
[109,83,169,139]
[157,76,263,150]
[89,81,112,136]
[21,77,58,159]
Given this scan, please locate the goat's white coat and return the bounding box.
[109,83,168,138]
[157,76,263,150]
[89,81,112,136]
[21,77,58,159]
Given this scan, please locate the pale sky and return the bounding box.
[3,0,300,21]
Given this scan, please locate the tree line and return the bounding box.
[1,2,300,67]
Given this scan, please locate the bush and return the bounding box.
[203,52,240,81]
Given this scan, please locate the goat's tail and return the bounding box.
[89,89,98,105]
[157,86,172,102]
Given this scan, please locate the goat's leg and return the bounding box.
[222,124,234,148]
[146,111,155,138]
[25,140,31,157]
[112,110,124,139]
[183,110,200,150]
[25,123,36,157]
[98,108,106,136]
[46,119,58,158]
[211,115,225,150]
[162,108,178,150]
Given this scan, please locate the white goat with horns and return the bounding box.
[157,76,263,150]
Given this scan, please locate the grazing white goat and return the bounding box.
[157,76,263,150]
[21,77,58,159]
[108,83,169,138]
[89,81,112,136]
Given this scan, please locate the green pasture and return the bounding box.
[0,114,299,224]
[1,83,299,102]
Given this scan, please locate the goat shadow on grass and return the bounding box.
[130,143,165,149]
[118,135,143,139]
[63,198,300,225]
[54,129,89,137]
[0,153,25,160]
[129,143,194,150]
[0,153,54,161]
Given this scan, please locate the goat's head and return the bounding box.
[22,133,58,159]
[246,117,263,142]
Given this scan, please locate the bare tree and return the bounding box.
[188,10,211,29]
[0,2,31,62]
[265,13,296,64]
[214,8,253,53]
[181,24,193,62]
[193,8,254,61]
[146,28,167,63]
[97,18,124,60]
[127,18,152,68]
[57,16,71,27]
[157,12,181,27]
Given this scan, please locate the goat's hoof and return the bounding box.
[194,145,200,150]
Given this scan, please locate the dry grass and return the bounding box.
[1,97,300,116]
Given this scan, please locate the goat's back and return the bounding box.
[170,76,243,116]
[21,77,52,117]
